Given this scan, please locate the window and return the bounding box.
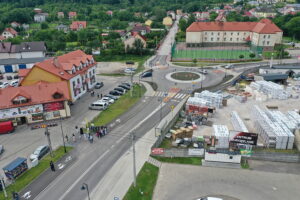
[224,32,227,35]
[268,35,270,39]
[211,32,213,35]
[93,69,95,74]
[217,38,219,41]
[263,35,266,39]
[231,32,233,36]
[237,32,239,36]
[218,32,220,36]
[205,32,207,35]
[237,38,239,41]
[52,92,63,99]
[267,41,270,45]
[263,41,265,45]
[211,38,213,41]
[77,79,80,84]
[244,32,246,35]
[204,37,207,41]
[224,38,226,41]
[230,38,232,41]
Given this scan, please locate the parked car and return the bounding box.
[0,74,3,80]
[198,197,223,200]
[100,97,114,104]
[118,84,130,90]
[10,80,19,87]
[140,71,152,78]
[0,121,14,134]
[122,82,131,87]
[13,75,19,79]
[94,82,104,89]
[89,101,108,110]
[0,145,4,155]
[104,94,119,100]
[109,90,122,96]
[124,68,136,74]
[0,82,9,88]
[114,87,126,94]
[6,75,12,80]
[29,145,50,161]
[199,69,208,74]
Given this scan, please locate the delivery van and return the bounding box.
[0,121,15,134]
[89,101,108,110]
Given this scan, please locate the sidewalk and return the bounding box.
[89,96,188,200]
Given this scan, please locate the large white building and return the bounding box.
[186,19,283,51]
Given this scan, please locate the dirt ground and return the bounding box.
[96,62,138,74]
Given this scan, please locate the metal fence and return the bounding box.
[250,152,300,163]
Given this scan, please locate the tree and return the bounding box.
[41,22,49,29]
[179,19,188,32]
[249,53,256,58]
[285,16,300,40]
[153,7,166,22]
[187,14,195,27]
[133,39,145,55]
[210,12,218,21]
[192,58,197,66]
[239,54,244,59]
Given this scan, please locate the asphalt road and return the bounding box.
[33,95,179,200]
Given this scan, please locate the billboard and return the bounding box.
[151,148,164,155]
[0,104,43,119]
[43,102,64,112]
[230,131,258,146]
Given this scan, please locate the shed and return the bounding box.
[3,157,28,179]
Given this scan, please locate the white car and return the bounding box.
[100,97,114,104]
[0,82,9,88]
[10,80,19,87]
[225,64,234,69]
[197,197,223,200]
[124,68,136,74]
[30,145,50,161]
[199,69,208,74]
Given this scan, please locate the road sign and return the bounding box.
[151,148,164,155]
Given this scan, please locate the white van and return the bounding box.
[89,101,108,110]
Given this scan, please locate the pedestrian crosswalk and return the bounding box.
[153,91,189,100]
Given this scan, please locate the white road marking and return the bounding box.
[65,156,72,162]
[23,191,31,199]
[174,94,180,98]
[58,150,110,200]
[58,163,65,170]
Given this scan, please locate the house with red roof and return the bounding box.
[21,50,97,102]
[0,81,71,124]
[215,12,226,22]
[68,11,77,19]
[186,19,283,51]
[106,11,113,16]
[70,21,87,31]
[124,32,147,51]
[1,28,18,39]
[57,12,64,18]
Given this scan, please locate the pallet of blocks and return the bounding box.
[213,125,229,149]
[230,111,249,132]
[171,127,193,140]
[194,90,223,108]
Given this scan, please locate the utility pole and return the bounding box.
[60,115,67,153]
[43,114,53,157]
[131,132,137,187]
[0,177,7,198]
[130,72,134,97]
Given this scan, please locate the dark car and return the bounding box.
[104,94,119,100]
[94,82,104,89]
[122,82,131,87]
[13,75,19,79]
[140,71,152,78]
[109,90,122,96]
[6,75,12,80]
[118,84,130,90]
[114,87,126,94]
[0,74,3,80]
[29,145,50,161]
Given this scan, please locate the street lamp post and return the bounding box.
[60,115,67,153]
[81,183,90,200]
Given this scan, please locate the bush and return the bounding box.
[239,54,244,59]
[249,53,256,58]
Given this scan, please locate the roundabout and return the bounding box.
[166,71,205,83]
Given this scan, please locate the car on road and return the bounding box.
[100,97,114,104]
[104,94,119,100]
[89,101,108,110]
[114,87,126,94]
[0,145,4,155]
[109,90,123,96]
[0,82,9,89]
[199,69,208,74]
[118,84,130,90]
[225,64,234,69]
[30,145,50,161]
[10,80,19,87]
[140,71,152,78]
[94,82,104,89]
[197,197,223,200]
[124,68,136,74]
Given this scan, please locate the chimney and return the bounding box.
[52,57,60,68]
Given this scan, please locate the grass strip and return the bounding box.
[0,146,73,199]
[123,162,159,200]
[152,156,202,165]
[92,84,146,126]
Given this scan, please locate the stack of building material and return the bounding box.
[230,111,249,132]
[253,105,294,149]
[250,81,289,100]
[213,125,229,148]
[194,90,223,108]
[171,127,193,140]
[287,111,300,129]
[270,111,297,133]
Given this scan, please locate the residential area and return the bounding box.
[0,0,300,200]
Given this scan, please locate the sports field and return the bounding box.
[172,49,257,60]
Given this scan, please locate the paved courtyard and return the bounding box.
[153,163,300,200]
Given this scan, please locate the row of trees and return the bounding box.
[273,13,300,41]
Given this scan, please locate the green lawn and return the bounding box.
[172,62,215,67]
[29,23,41,29]
[262,51,276,59]
[152,156,202,165]
[95,54,150,62]
[99,73,126,77]
[0,146,72,199]
[92,84,146,126]
[123,162,159,200]
[283,36,299,43]
[158,139,172,148]
[241,159,250,169]
[173,49,257,60]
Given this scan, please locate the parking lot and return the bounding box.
[153,163,300,200]
[0,72,20,88]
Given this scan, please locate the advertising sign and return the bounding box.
[240,149,253,157]
[0,108,20,119]
[43,102,64,112]
[0,104,43,119]
[230,131,258,146]
[19,104,43,115]
[151,148,164,155]
[188,148,204,156]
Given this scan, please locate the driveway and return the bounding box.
[153,163,300,200]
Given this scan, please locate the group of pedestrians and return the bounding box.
[95,126,108,138]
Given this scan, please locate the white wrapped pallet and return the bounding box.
[194,90,223,108]
[287,111,300,128]
[271,111,297,132]
[213,125,229,149]
[250,81,289,100]
[230,111,249,132]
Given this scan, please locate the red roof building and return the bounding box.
[70,21,87,31]
[68,12,77,19]
[1,28,18,39]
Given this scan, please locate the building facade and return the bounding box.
[34,13,48,22]
[0,42,46,60]
[1,28,18,39]
[21,50,97,102]
[186,19,282,51]
[0,81,71,124]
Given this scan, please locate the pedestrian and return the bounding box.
[89,135,93,143]
[72,133,76,143]
[96,131,100,139]
[50,161,55,172]
[104,126,108,135]
[97,94,100,98]
[79,127,84,140]
[65,135,69,142]
[101,93,103,98]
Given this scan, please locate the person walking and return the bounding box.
[65,135,69,143]
[50,161,55,172]
[89,134,93,143]
[97,94,100,98]
[72,133,76,143]
[79,127,84,140]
